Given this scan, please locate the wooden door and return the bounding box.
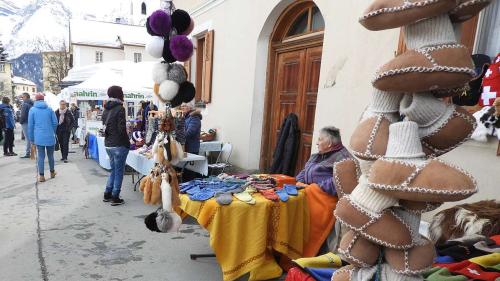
[268,46,322,174]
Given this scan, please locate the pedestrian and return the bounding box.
[102,86,130,206]
[0,96,17,156]
[28,93,58,182]
[19,92,34,158]
[55,100,74,163]
[70,103,80,144]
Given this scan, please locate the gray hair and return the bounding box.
[320,126,341,144]
[22,92,30,99]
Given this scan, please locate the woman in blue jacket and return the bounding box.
[28,94,58,182]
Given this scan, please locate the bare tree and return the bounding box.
[42,39,70,94]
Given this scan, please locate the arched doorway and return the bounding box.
[261,1,324,174]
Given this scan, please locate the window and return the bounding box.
[286,6,325,38]
[141,2,147,15]
[134,52,142,63]
[95,51,103,63]
[0,63,5,72]
[32,87,35,93]
[190,30,214,104]
[475,2,500,58]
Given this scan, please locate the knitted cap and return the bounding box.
[107,85,124,101]
[350,175,398,214]
[403,14,456,50]
[358,159,374,176]
[400,93,455,137]
[371,89,403,113]
[35,93,45,100]
[385,122,425,158]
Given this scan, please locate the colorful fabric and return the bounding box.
[303,184,338,257]
[304,267,336,281]
[437,238,490,260]
[470,253,500,271]
[435,255,456,264]
[480,53,500,106]
[436,260,500,280]
[180,190,309,281]
[285,267,315,281]
[424,267,468,281]
[296,147,353,195]
[294,252,342,269]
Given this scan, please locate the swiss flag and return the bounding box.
[480,53,500,106]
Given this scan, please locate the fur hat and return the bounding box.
[156,209,182,233]
[169,35,193,62]
[162,37,177,63]
[146,36,165,58]
[107,85,124,101]
[166,63,187,84]
[158,80,180,101]
[171,9,192,34]
[35,93,45,100]
[144,210,161,232]
[149,10,171,37]
[152,62,168,84]
[146,17,160,36]
[170,81,196,107]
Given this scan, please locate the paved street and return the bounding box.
[0,129,222,281]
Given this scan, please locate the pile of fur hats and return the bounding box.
[332,0,495,280]
[145,8,196,106]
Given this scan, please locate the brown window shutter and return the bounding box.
[184,59,192,82]
[202,30,214,104]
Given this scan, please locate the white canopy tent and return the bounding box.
[60,60,157,102]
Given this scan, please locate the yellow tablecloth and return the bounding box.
[180,190,310,281]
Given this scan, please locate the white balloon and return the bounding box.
[145,36,164,58]
[158,80,180,101]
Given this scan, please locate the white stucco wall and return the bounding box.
[72,45,125,68]
[123,45,156,62]
[13,84,36,96]
[188,0,499,215]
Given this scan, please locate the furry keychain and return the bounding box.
[167,167,181,208]
[150,170,162,205]
[169,134,178,162]
[143,174,153,204]
[139,175,150,192]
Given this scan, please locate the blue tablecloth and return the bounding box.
[87,134,99,161]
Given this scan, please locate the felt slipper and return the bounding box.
[284,184,299,196]
[368,158,477,202]
[334,196,414,249]
[338,230,381,268]
[275,188,289,202]
[214,191,233,205]
[293,252,342,269]
[359,0,456,31]
[185,186,201,195]
[331,265,355,281]
[385,236,436,275]
[373,44,475,92]
[334,158,361,198]
[260,189,279,201]
[449,0,492,23]
[234,186,257,204]
[189,189,215,201]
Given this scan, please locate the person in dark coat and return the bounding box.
[19,93,34,158]
[180,102,202,154]
[270,113,300,176]
[55,100,74,163]
[140,101,158,131]
[102,86,130,206]
[0,96,16,156]
[70,103,80,143]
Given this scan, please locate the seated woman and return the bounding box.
[295,126,353,256]
[296,126,353,195]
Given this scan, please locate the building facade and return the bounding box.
[12,76,36,96]
[42,51,70,94]
[70,19,158,68]
[0,61,13,98]
[181,0,500,218]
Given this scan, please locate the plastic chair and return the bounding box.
[208,143,232,176]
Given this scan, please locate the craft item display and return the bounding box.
[479,53,500,107]
[332,2,490,279]
[144,4,196,107]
